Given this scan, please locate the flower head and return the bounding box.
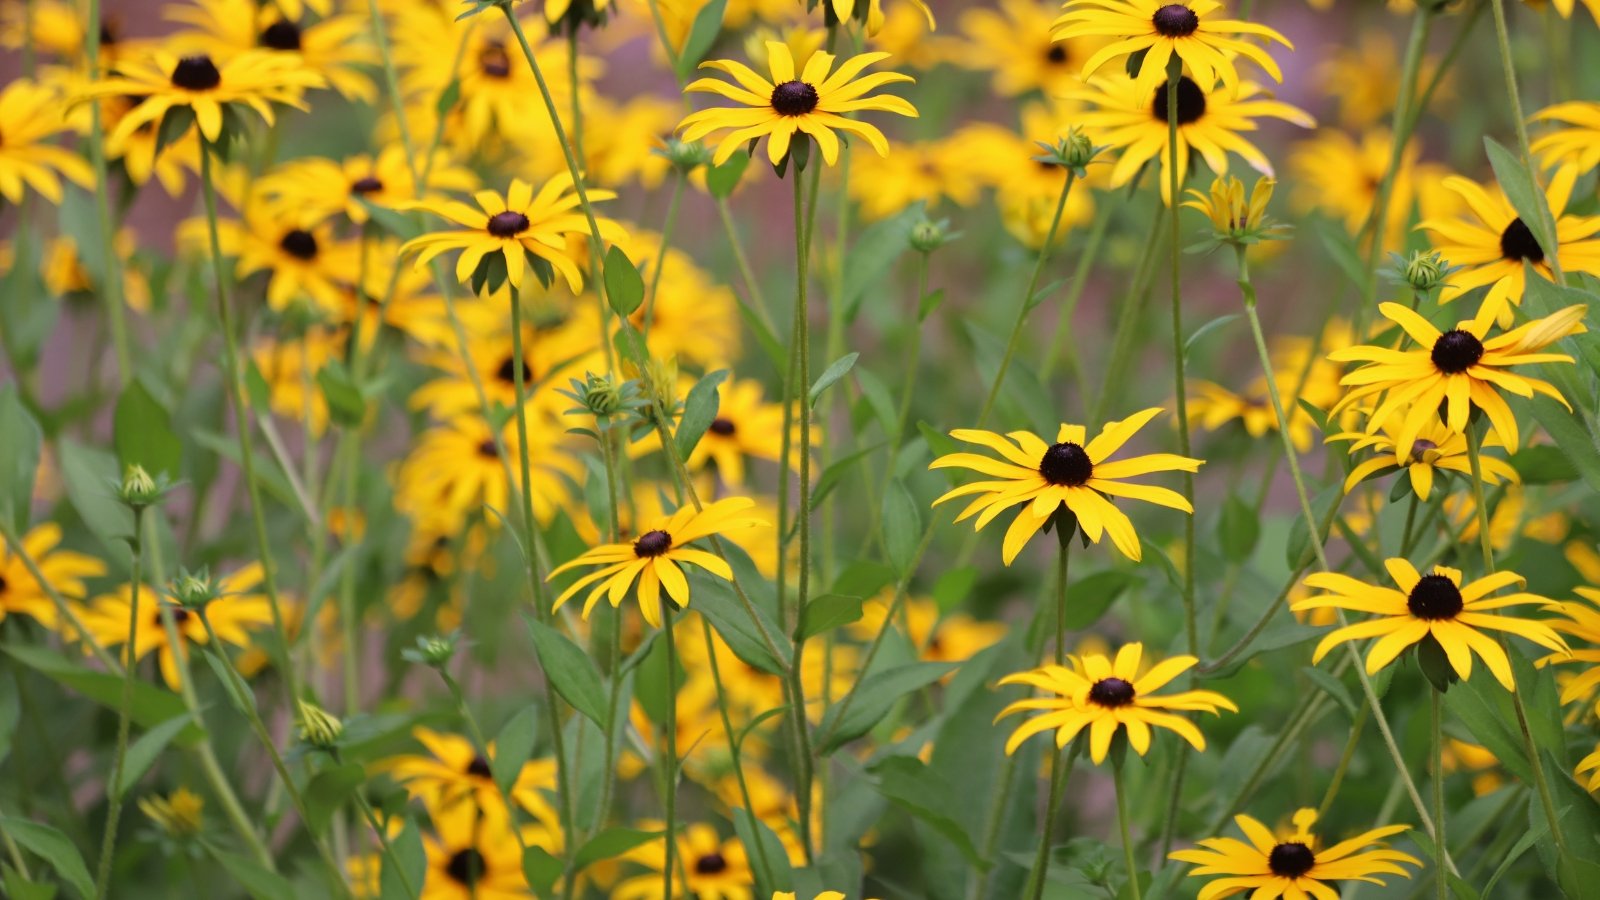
[87,50,323,145]
[1184,174,1283,244]
[1330,415,1518,501]
[139,787,205,839]
[679,42,918,168]
[0,523,105,631]
[1051,0,1292,93]
[1170,807,1420,898]
[376,726,560,829]
[930,408,1202,564]
[997,642,1236,763]
[0,79,95,204]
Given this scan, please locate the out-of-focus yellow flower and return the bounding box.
[1183,174,1279,244]
[42,230,152,312]
[1443,739,1505,797]
[138,787,204,838]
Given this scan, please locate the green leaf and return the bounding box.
[491,704,540,794]
[868,756,987,868]
[1184,313,1240,363]
[316,360,366,429]
[2,866,56,900]
[1285,485,1341,570]
[522,846,563,896]
[795,594,863,640]
[931,565,977,614]
[917,288,946,323]
[113,379,182,479]
[841,208,919,320]
[603,245,645,318]
[1479,813,1548,897]
[817,661,956,753]
[808,352,859,408]
[1058,570,1137,630]
[0,386,41,534]
[200,647,258,716]
[880,479,921,577]
[1299,666,1357,719]
[115,713,194,797]
[733,809,794,894]
[379,818,426,900]
[573,827,663,872]
[0,818,93,900]
[1218,492,1259,563]
[303,763,366,835]
[210,850,295,900]
[675,370,730,460]
[1483,137,1557,256]
[809,442,885,509]
[674,0,727,80]
[56,439,134,549]
[527,619,610,727]
[2,645,197,742]
[434,78,462,118]
[706,153,748,200]
[689,573,789,676]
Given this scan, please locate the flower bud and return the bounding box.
[172,569,217,609]
[909,219,948,253]
[403,632,462,668]
[119,464,159,508]
[296,700,344,749]
[580,373,623,417]
[659,137,713,174]
[1403,250,1450,293]
[1061,127,1096,171]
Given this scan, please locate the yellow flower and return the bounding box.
[1288,129,1440,251]
[827,0,933,34]
[409,303,601,418]
[258,146,478,228]
[164,0,378,102]
[0,79,95,204]
[201,202,356,314]
[544,0,612,25]
[395,414,581,532]
[399,176,622,292]
[1317,33,1452,130]
[997,642,1237,763]
[138,787,205,838]
[850,592,1007,666]
[617,230,742,369]
[846,138,984,221]
[251,327,347,436]
[1443,739,1505,797]
[1524,0,1600,23]
[1418,166,1600,327]
[958,0,1101,97]
[1330,415,1518,501]
[1295,560,1567,690]
[1051,0,1292,93]
[1579,741,1600,792]
[88,50,322,145]
[615,823,753,900]
[42,230,152,312]
[375,726,560,829]
[353,800,556,898]
[1328,301,1587,457]
[0,522,105,630]
[547,498,767,627]
[776,893,880,900]
[1531,101,1600,177]
[1183,173,1276,241]
[630,377,807,486]
[1538,587,1600,705]
[679,42,918,167]
[1170,807,1420,898]
[930,409,1203,564]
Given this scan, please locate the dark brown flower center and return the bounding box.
[445,848,486,885]
[170,54,221,91]
[1407,573,1464,620]
[1088,677,1136,707]
[1499,217,1545,263]
[351,175,384,194]
[1152,4,1201,37]
[487,211,530,237]
[495,356,533,386]
[279,229,318,260]
[1408,439,1438,463]
[1268,841,1315,878]
[476,439,500,459]
[770,80,820,117]
[1151,76,1206,125]
[1039,442,1094,486]
[1046,43,1068,64]
[479,43,512,78]
[1429,329,1484,374]
[466,754,492,777]
[0,574,7,594]
[156,606,191,627]
[633,529,672,558]
[260,20,302,51]
[694,851,728,874]
[708,417,736,436]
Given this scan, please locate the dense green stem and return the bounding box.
[1432,687,1447,900]
[642,173,686,343]
[790,163,818,862]
[1163,56,1198,661]
[1318,699,1370,817]
[661,605,679,899]
[1114,758,1143,900]
[83,0,132,384]
[93,512,143,899]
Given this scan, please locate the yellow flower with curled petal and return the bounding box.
[1171,807,1420,898]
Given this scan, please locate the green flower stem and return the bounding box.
[501,6,620,377]
[1463,424,1570,857]
[1487,0,1565,283]
[195,616,350,894]
[0,821,29,880]
[93,510,144,900]
[437,670,533,858]
[1091,206,1168,427]
[1234,248,1452,869]
[1114,756,1143,900]
[197,143,304,710]
[714,196,777,332]
[1432,687,1447,900]
[791,159,820,863]
[644,0,682,72]
[969,747,1022,900]
[1021,539,1075,900]
[352,791,420,900]
[641,172,686,344]
[976,168,1076,427]
[1317,698,1370,818]
[660,603,680,900]
[893,251,932,445]
[698,617,778,886]
[776,160,824,630]
[0,526,121,672]
[1040,198,1115,385]
[84,0,132,386]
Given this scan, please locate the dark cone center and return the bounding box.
[279,229,318,260]
[158,607,192,627]
[1407,573,1464,620]
[771,80,820,117]
[694,852,728,874]
[1268,841,1316,878]
[1151,76,1206,125]
[1499,217,1545,263]
[260,20,302,51]
[1039,442,1094,486]
[634,529,672,558]
[479,44,512,78]
[170,54,222,91]
[1088,677,1136,707]
[1046,43,1068,64]
[445,848,486,885]
[708,417,736,436]
[495,356,533,386]
[1408,439,1438,463]
[466,754,492,777]
[487,211,530,237]
[476,439,500,459]
[0,574,7,593]
[351,175,383,194]
[1152,4,1201,36]
[1429,329,1484,374]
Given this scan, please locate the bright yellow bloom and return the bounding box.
[1329,301,1587,458]
[997,642,1237,763]
[164,0,378,102]
[930,409,1203,564]
[258,146,478,228]
[1170,808,1420,899]
[1051,0,1292,93]
[776,893,880,900]
[0,522,105,629]
[1330,415,1518,501]
[1579,741,1600,792]
[353,800,555,899]
[615,823,752,900]
[1538,587,1600,704]
[1288,129,1441,250]
[0,79,94,204]
[828,0,933,34]
[1531,101,1600,176]
[1444,739,1505,797]
[680,42,917,167]
[375,726,560,829]
[630,377,807,486]
[138,787,205,838]
[1183,174,1275,241]
[394,414,581,531]
[958,0,1100,97]
[88,50,322,145]
[547,498,766,627]
[1295,560,1566,690]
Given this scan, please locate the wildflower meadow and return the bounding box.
[4,0,1600,896]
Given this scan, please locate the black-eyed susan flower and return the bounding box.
[996,642,1237,763]
[777,893,880,900]
[1538,587,1600,704]
[1419,167,1600,327]
[1183,173,1284,245]
[0,79,95,204]
[1531,101,1600,176]
[1288,129,1443,251]
[165,0,378,103]
[408,308,600,419]
[1526,0,1600,24]
[201,202,356,314]
[398,176,622,292]
[1294,560,1567,690]
[543,0,611,29]
[679,42,917,167]
[376,726,560,829]
[89,50,322,145]
[1579,741,1600,792]
[250,327,346,436]
[137,786,205,839]
[365,801,554,900]
[42,230,153,312]
[614,823,753,900]
[258,146,478,227]
[1051,0,1292,92]
[827,0,933,33]
[1170,807,1420,899]
[547,498,766,628]
[394,414,581,532]
[957,0,1099,97]
[1328,301,1588,458]
[1069,73,1313,204]
[1331,415,1519,501]
[930,408,1203,564]
[0,523,104,629]
[1444,739,1506,797]
[629,377,807,486]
